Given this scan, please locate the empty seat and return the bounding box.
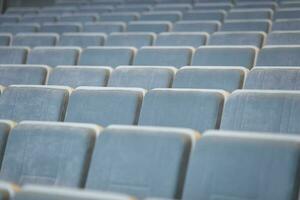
[192,46,257,69]
[48,66,111,88]
[0,47,29,64]
[0,121,99,187]
[154,4,192,12]
[78,6,114,14]
[127,21,172,33]
[0,23,39,35]
[173,66,247,92]
[193,3,233,11]
[221,20,271,33]
[0,15,20,24]
[0,65,49,86]
[0,120,14,167]
[100,12,139,23]
[235,2,277,10]
[40,23,82,34]
[221,90,300,133]
[57,33,106,48]
[12,33,58,48]
[85,125,198,199]
[83,22,126,34]
[0,85,70,121]
[280,2,300,9]
[244,67,300,90]
[114,5,152,12]
[274,8,300,20]
[21,15,57,23]
[226,9,273,20]
[79,47,136,68]
[266,31,300,45]
[58,14,99,23]
[134,47,194,68]
[182,11,225,22]
[209,32,265,48]
[108,66,176,90]
[182,130,300,200]
[272,20,300,31]
[106,32,155,48]
[173,21,220,34]
[256,46,300,67]
[64,87,144,126]
[155,32,208,48]
[27,47,80,67]
[139,11,182,22]
[0,34,11,46]
[138,89,227,132]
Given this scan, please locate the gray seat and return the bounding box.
[0,65,49,86]
[127,21,172,33]
[106,33,155,48]
[58,14,98,23]
[86,125,198,199]
[79,47,136,68]
[173,21,220,34]
[256,46,300,67]
[0,16,20,24]
[100,12,139,23]
[154,4,192,12]
[272,19,300,31]
[0,121,99,187]
[64,87,145,126]
[114,5,152,12]
[234,2,277,10]
[40,23,82,34]
[139,11,182,22]
[155,32,208,48]
[173,66,248,92]
[0,34,11,46]
[20,15,57,23]
[0,23,39,35]
[193,3,233,11]
[48,66,112,88]
[57,33,106,48]
[182,11,225,22]
[226,9,273,20]
[274,8,300,20]
[221,90,300,134]
[209,32,265,48]
[266,31,300,45]
[138,88,227,132]
[0,121,14,168]
[27,47,80,67]
[221,20,271,33]
[12,33,58,48]
[83,22,126,34]
[244,67,300,90]
[108,66,176,90]
[78,6,114,14]
[134,47,194,68]
[0,47,29,64]
[192,46,257,69]
[182,130,300,200]
[0,85,71,122]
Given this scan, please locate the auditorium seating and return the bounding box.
[0,47,29,64]
[193,2,233,11]
[83,22,126,34]
[182,10,225,21]
[0,23,39,35]
[127,21,172,33]
[226,9,273,20]
[221,20,271,33]
[100,12,139,23]
[272,19,300,31]
[173,21,220,33]
[139,11,182,22]
[274,8,300,20]
[155,32,208,47]
[57,33,106,47]
[58,13,98,23]
[12,33,58,48]
[266,31,300,45]
[106,32,155,48]
[40,23,82,34]
[20,15,57,23]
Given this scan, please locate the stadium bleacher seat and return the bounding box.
[139,11,182,22]
[173,21,220,33]
[47,66,112,88]
[226,9,273,20]
[0,47,29,64]
[0,23,39,35]
[20,15,58,23]
[12,33,58,48]
[58,13,99,23]
[106,32,155,48]
[127,21,172,33]
[274,8,300,20]
[266,31,300,45]
[193,2,233,11]
[154,4,192,12]
[79,47,136,68]
[0,121,99,187]
[182,10,225,22]
[83,22,126,34]
[40,23,82,34]
[173,66,248,92]
[114,5,152,12]
[0,34,11,46]
[27,47,80,67]
[0,15,20,24]
[64,87,145,125]
[234,2,277,10]
[108,66,176,89]
[0,85,71,122]
[272,19,300,31]
[57,33,106,48]
[138,89,227,132]
[221,20,271,33]
[100,12,140,23]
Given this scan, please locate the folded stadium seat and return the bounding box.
[182,10,226,22]
[181,130,300,200]
[153,4,192,12]
[221,90,300,133]
[272,19,300,31]
[266,31,300,45]
[0,15,20,24]
[58,14,99,23]
[85,125,199,199]
[106,32,155,48]
[127,21,172,33]
[208,32,266,48]
[0,34,11,46]
[64,87,145,125]
[20,15,58,23]
[244,67,300,90]
[0,65,49,86]
[40,23,82,34]
[226,9,273,20]
[193,3,233,11]
[0,121,99,187]
[108,66,176,89]
[173,66,248,92]
[274,8,300,20]
[139,11,182,22]
[47,66,112,88]
[0,85,71,121]
[0,47,29,64]
[100,12,140,23]
[134,46,194,68]
[12,33,59,48]
[83,22,126,34]
[0,23,39,35]
[256,46,300,67]
[192,46,257,69]
[172,21,220,34]
[27,47,80,68]
[221,20,271,33]
[57,33,106,48]
[234,2,277,10]
[154,32,208,48]
[16,185,135,200]
[114,5,152,12]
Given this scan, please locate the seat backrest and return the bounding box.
[173,21,220,33]
[58,14,98,23]
[272,19,300,31]
[86,125,199,199]
[57,33,106,48]
[0,23,39,35]
[221,20,271,33]
[127,21,172,33]
[83,22,126,34]
[139,11,182,22]
[138,88,227,132]
[100,12,139,23]
[0,15,20,24]
[266,31,300,45]
[12,33,58,48]
[226,9,273,20]
[0,47,29,65]
[21,15,57,23]
[40,23,82,34]
[182,10,225,22]
[274,8,300,20]
[193,3,233,11]
[0,34,11,46]
[106,32,155,48]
